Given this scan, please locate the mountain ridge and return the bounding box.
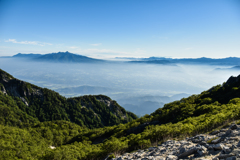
[0,69,137,128]
[6,53,240,65]
[1,68,240,159]
[11,51,103,63]
[128,57,240,65]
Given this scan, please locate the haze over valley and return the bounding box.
[1,1,240,159]
[1,53,239,115]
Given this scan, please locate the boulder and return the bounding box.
[226,156,236,160]
[166,155,178,160]
[223,146,231,153]
[230,124,238,130]
[212,137,222,144]
[211,130,220,135]
[214,143,225,150]
[218,154,235,159]
[226,129,232,135]
[178,147,197,158]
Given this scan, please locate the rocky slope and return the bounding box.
[111,123,240,160]
[0,69,137,128]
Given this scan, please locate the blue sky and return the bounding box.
[0,0,239,58]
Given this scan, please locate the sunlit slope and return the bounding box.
[0,69,137,129]
[1,67,240,159]
[52,74,240,159]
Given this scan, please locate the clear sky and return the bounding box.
[0,0,240,58]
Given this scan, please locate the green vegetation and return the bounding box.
[0,69,137,129]
[1,69,240,159]
[207,137,219,144]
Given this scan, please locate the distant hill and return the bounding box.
[13,53,42,58]
[231,66,240,70]
[215,65,240,71]
[0,69,137,128]
[129,57,240,65]
[55,85,114,95]
[130,59,174,65]
[12,51,103,63]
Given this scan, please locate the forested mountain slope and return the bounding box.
[51,74,240,159]
[1,69,240,160]
[0,69,137,128]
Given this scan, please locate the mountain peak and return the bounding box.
[11,52,102,63]
[35,52,102,63]
[0,69,14,83]
[225,75,240,86]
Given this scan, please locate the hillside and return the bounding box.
[0,69,137,128]
[1,69,240,159]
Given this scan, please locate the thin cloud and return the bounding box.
[73,48,148,59]
[5,39,52,46]
[90,43,102,46]
[84,49,127,55]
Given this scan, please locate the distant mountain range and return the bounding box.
[13,53,43,58]
[12,51,103,63]
[2,53,240,65]
[216,65,240,71]
[129,57,240,65]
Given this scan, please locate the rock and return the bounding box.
[197,150,204,156]
[218,132,226,137]
[114,121,240,160]
[229,137,239,141]
[148,147,156,151]
[223,146,232,153]
[179,147,186,154]
[230,124,238,130]
[199,141,207,145]
[218,154,234,159]
[49,145,56,149]
[211,130,220,135]
[218,154,235,159]
[226,129,233,135]
[212,137,222,144]
[221,128,229,132]
[166,155,178,160]
[231,144,237,149]
[231,149,240,156]
[178,147,197,158]
[207,145,214,150]
[214,143,225,150]
[226,156,236,160]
